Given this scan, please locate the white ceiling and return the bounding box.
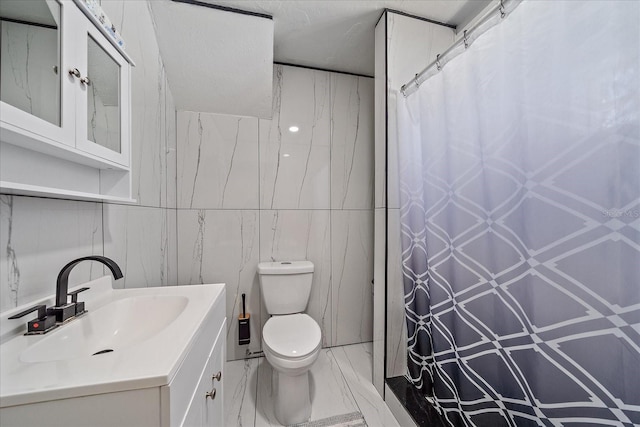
[149,0,490,117]
[200,0,492,76]
[150,0,274,118]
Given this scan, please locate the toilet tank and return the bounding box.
[257,261,314,315]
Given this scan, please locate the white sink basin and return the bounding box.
[20,295,188,363]
[0,276,225,408]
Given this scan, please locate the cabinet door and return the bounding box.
[0,0,75,147]
[203,328,225,427]
[181,327,225,427]
[74,11,130,167]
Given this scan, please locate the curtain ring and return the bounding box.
[463,30,469,49]
[415,73,420,87]
[436,54,442,71]
[499,0,506,18]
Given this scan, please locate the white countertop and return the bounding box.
[0,277,225,408]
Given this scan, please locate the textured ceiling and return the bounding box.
[150,0,274,117]
[149,0,491,116]
[200,0,493,76]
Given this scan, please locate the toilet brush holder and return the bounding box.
[238,314,250,345]
[238,293,250,345]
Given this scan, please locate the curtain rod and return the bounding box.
[400,0,522,97]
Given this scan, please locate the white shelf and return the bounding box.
[0,181,136,204]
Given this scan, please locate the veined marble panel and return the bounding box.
[101,0,168,208]
[177,112,259,209]
[330,74,374,210]
[103,204,171,289]
[177,209,261,360]
[386,13,455,94]
[374,16,387,210]
[0,196,103,312]
[386,208,407,378]
[331,210,374,346]
[165,208,178,287]
[386,13,454,210]
[373,208,386,394]
[260,65,331,209]
[259,210,332,347]
[255,349,358,427]
[165,82,177,210]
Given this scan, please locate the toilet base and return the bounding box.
[274,370,311,425]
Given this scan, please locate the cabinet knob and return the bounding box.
[80,76,91,86]
[68,68,81,78]
[212,371,222,382]
[205,388,217,400]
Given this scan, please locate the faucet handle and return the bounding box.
[8,304,57,335]
[68,287,90,316]
[9,304,48,321]
[68,287,90,304]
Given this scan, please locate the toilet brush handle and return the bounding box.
[242,293,246,318]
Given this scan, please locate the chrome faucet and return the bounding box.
[52,256,123,322]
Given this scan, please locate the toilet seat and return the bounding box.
[263,313,321,360]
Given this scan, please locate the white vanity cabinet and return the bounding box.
[0,281,227,427]
[162,317,226,427]
[0,0,134,202]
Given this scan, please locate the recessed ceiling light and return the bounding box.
[283,153,290,158]
[289,126,299,133]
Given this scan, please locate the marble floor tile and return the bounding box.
[223,344,401,427]
[255,349,358,427]
[331,343,400,427]
[224,358,259,427]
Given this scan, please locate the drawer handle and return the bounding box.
[205,388,217,400]
[212,371,222,382]
[68,68,81,78]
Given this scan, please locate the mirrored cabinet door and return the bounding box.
[86,34,121,154]
[75,14,130,167]
[0,0,75,145]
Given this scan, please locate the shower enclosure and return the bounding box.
[375,1,640,426]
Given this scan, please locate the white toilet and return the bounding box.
[258,261,322,426]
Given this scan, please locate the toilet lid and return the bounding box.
[263,314,321,359]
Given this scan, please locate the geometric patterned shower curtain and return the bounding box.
[397,1,640,425]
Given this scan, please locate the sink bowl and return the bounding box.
[20,295,188,363]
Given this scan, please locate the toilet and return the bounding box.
[258,261,321,426]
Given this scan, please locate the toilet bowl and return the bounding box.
[258,261,320,426]
[262,313,321,425]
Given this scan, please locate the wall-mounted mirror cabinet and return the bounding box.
[0,0,134,202]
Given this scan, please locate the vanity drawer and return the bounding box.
[161,289,225,427]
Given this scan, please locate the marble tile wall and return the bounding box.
[260,67,331,210]
[0,0,178,312]
[0,196,103,312]
[373,15,387,396]
[177,114,259,209]
[372,12,456,383]
[176,64,374,361]
[177,209,261,360]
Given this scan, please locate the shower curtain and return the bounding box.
[398,1,640,425]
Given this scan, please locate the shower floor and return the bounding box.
[386,376,446,427]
